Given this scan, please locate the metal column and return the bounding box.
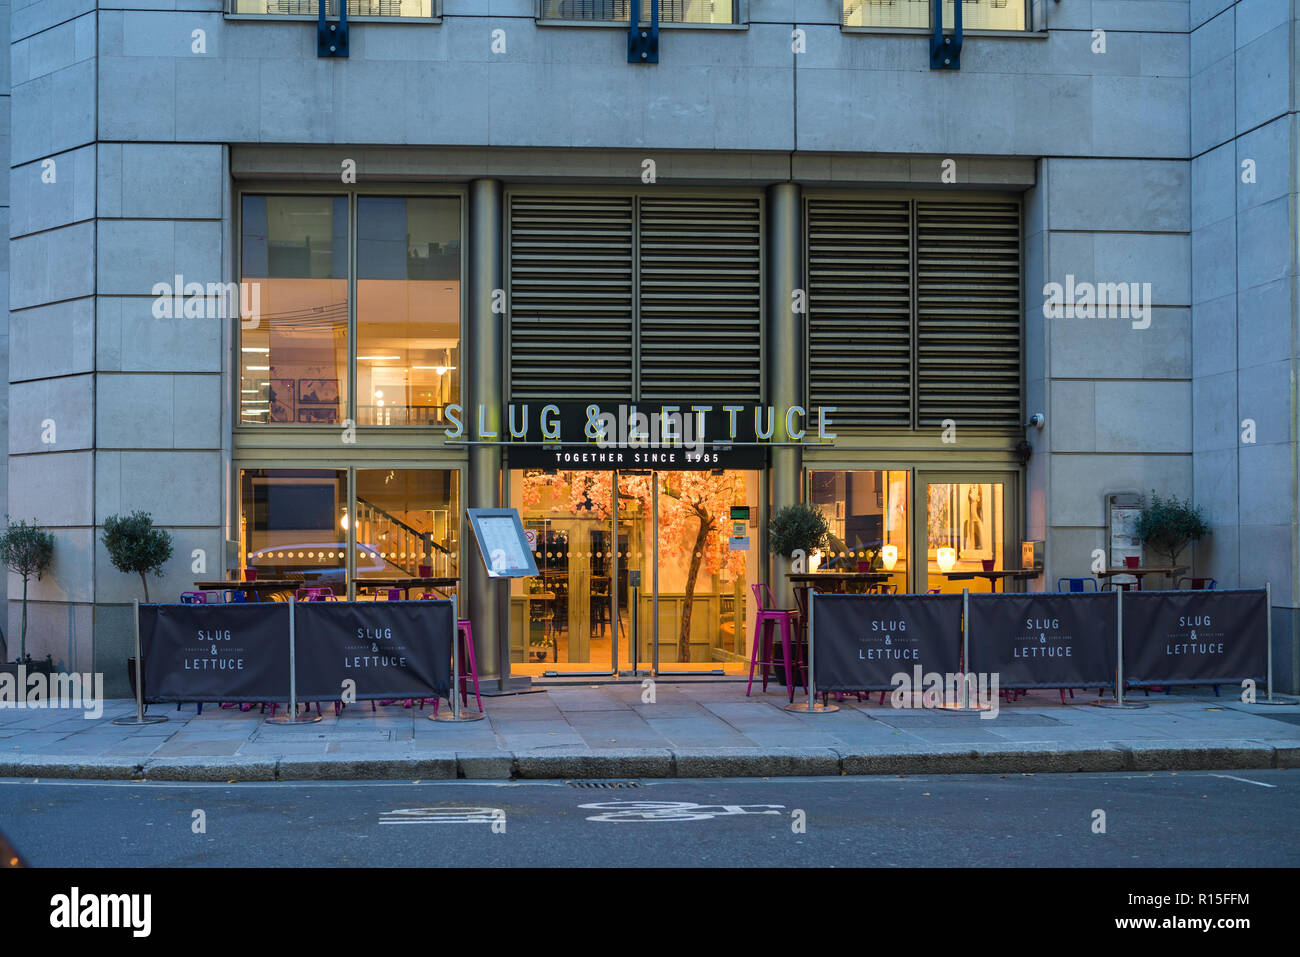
[466,178,512,690]
[766,182,803,611]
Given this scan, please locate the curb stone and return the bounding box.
[673,747,840,778]
[456,753,516,779]
[839,743,1128,775]
[0,744,1287,781]
[512,748,673,779]
[1109,739,1277,771]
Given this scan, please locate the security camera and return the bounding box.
[1027,413,1045,430]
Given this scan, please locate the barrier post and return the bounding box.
[941,588,988,713]
[267,596,320,724]
[784,589,838,713]
[434,594,485,722]
[1094,585,1147,709]
[112,599,168,725]
[1257,582,1296,705]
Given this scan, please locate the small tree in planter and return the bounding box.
[0,518,55,663]
[768,502,831,567]
[1134,491,1210,570]
[102,512,174,603]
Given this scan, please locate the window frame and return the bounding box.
[535,0,748,30]
[234,183,468,439]
[225,0,441,23]
[840,0,1043,36]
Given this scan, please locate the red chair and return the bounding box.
[746,583,805,702]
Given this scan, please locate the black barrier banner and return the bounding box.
[139,603,291,703]
[1123,589,1267,686]
[967,593,1117,689]
[813,593,962,692]
[293,601,454,701]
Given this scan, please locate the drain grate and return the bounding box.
[568,780,642,789]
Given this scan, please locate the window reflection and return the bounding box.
[843,0,1025,30]
[354,469,460,591]
[810,470,910,594]
[356,197,461,427]
[240,196,348,426]
[240,469,348,589]
[229,0,433,17]
[540,0,736,24]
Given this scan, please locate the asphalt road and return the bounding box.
[2,770,1297,868]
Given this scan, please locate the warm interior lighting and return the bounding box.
[358,355,401,361]
[936,547,957,573]
[339,509,350,531]
[247,365,270,371]
[881,544,898,570]
[241,347,270,353]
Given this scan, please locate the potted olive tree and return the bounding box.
[102,511,174,603]
[102,512,174,699]
[0,517,56,677]
[768,502,831,567]
[1134,491,1210,574]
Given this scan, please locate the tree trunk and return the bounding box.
[678,511,713,663]
[19,575,28,661]
[139,572,151,604]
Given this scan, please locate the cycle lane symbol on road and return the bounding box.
[579,801,785,822]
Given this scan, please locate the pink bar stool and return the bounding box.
[746,583,805,703]
[430,619,482,714]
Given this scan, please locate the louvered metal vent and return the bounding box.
[508,196,635,400]
[807,199,913,427]
[915,201,1021,428]
[638,197,762,402]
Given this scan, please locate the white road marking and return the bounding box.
[1206,774,1276,788]
[379,807,505,824]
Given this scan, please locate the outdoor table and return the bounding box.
[352,577,460,599]
[786,571,895,594]
[1095,566,1187,591]
[942,569,1042,593]
[192,579,307,602]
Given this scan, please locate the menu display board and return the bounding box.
[467,508,539,578]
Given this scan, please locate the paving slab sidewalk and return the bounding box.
[1,682,1298,781]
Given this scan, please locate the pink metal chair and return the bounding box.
[746,583,805,702]
[428,619,482,714]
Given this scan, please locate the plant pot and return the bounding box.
[0,656,53,680]
[126,657,150,702]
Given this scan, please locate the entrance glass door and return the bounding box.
[622,470,761,675]
[510,470,620,675]
[913,472,1018,594]
[508,468,760,676]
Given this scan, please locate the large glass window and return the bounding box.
[810,470,910,594]
[240,469,349,589]
[843,0,1025,30]
[356,198,461,427]
[354,469,460,589]
[230,0,434,18]
[239,192,462,430]
[240,196,348,426]
[540,0,737,26]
